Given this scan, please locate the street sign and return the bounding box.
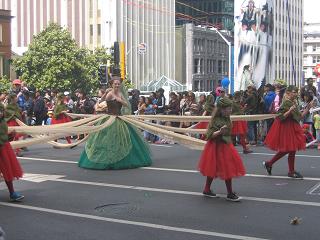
[138,43,147,54]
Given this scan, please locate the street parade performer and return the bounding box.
[78,76,152,169]
[231,91,252,154]
[5,93,23,156]
[263,85,311,179]
[0,103,24,201]
[198,97,245,202]
[51,93,72,144]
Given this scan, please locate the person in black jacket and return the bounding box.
[33,90,47,126]
[155,88,166,114]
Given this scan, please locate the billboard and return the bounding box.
[234,0,273,91]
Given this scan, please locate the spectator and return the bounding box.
[155,88,166,114]
[301,78,317,99]
[22,90,34,126]
[130,89,140,114]
[33,90,47,125]
[75,90,95,114]
[137,96,147,115]
[197,94,206,116]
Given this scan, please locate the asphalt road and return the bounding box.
[1,142,320,240]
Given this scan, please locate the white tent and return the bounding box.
[141,75,187,92]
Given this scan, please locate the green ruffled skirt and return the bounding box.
[78,117,152,170]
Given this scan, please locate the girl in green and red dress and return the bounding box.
[263,85,311,179]
[198,97,246,202]
[0,103,24,201]
[231,91,252,154]
[51,93,72,144]
[5,94,23,156]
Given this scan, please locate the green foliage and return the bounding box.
[13,23,111,94]
[123,74,134,89]
[0,75,11,93]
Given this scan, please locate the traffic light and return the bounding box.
[113,42,120,66]
[98,65,108,84]
[120,42,126,80]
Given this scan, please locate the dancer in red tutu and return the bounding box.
[5,94,23,156]
[51,93,72,144]
[263,85,311,179]
[231,92,252,154]
[0,103,24,201]
[198,97,246,202]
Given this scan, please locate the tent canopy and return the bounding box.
[141,75,187,92]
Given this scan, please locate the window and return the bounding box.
[0,24,2,43]
[0,55,3,77]
[194,58,199,74]
[218,60,222,73]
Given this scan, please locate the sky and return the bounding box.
[304,0,320,23]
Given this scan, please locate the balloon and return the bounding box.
[221,77,230,88]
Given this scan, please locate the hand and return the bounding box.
[289,105,296,112]
[219,125,228,135]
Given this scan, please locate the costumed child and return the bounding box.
[263,85,311,179]
[0,103,24,201]
[198,97,246,202]
[313,109,320,150]
[51,93,72,144]
[231,91,252,154]
[5,93,23,156]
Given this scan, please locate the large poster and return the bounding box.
[234,0,273,91]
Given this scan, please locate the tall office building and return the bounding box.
[0,0,175,89]
[176,0,234,32]
[272,0,304,86]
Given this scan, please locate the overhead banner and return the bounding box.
[234,0,273,91]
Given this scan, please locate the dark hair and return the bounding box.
[139,96,146,103]
[145,97,152,105]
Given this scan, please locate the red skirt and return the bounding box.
[231,121,247,135]
[0,142,23,181]
[264,118,305,152]
[51,114,72,125]
[198,140,246,180]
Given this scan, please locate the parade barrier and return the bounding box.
[8,113,277,150]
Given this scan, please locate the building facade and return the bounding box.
[175,24,229,91]
[176,0,234,32]
[0,0,175,89]
[272,0,303,86]
[303,23,320,81]
[0,9,11,78]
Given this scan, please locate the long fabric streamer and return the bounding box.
[8,113,277,150]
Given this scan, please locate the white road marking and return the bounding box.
[150,144,173,148]
[0,202,268,240]
[22,173,65,183]
[43,178,320,207]
[19,157,320,181]
[306,183,320,195]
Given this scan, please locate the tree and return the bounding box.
[0,75,11,93]
[13,23,111,94]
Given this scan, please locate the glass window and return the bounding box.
[194,59,199,74]
[0,24,2,43]
[218,60,222,73]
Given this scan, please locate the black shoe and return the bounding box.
[226,192,241,202]
[202,190,217,198]
[263,161,272,175]
[288,171,303,179]
[243,149,253,154]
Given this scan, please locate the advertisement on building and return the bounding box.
[234,0,273,91]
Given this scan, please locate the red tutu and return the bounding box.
[231,121,247,135]
[264,118,305,152]
[51,114,72,125]
[0,142,23,181]
[198,140,246,180]
[194,122,209,129]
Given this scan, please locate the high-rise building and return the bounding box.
[272,0,304,86]
[303,23,320,81]
[175,23,230,91]
[0,0,175,89]
[176,0,234,32]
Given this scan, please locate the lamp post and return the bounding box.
[211,27,232,93]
